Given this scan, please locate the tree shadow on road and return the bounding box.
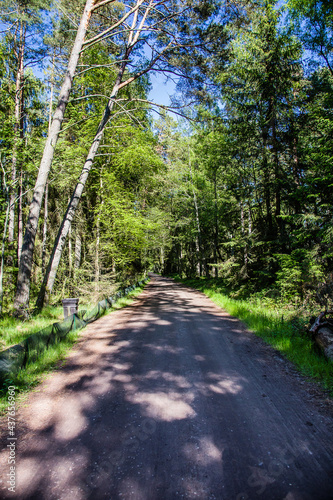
[2,276,333,500]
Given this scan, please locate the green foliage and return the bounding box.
[275,249,323,302]
[287,0,333,74]
[0,0,332,321]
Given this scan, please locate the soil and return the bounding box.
[0,274,332,500]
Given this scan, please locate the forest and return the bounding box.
[0,0,332,319]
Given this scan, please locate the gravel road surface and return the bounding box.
[0,274,332,500]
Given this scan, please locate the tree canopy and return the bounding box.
[0,0,332,315]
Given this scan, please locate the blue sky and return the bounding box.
[148,73,177,107]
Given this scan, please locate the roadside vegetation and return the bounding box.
[0,284,146,415]
[174,276,333,395]
[1,0,332,406]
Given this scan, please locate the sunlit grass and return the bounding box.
[0,306,64,350]
[176,277,333,395]
[0,284,147,415]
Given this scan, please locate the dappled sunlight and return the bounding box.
[87,371,115,396]
[283,491,305,500]
[182,436,223,466]
[27,395,57,431]
[122,381,139,392]
[52,457,81,487]
[145,370,192,389]
[154,318,172,326]
[181,476,215,498]
[112,372,132,383]
[205,372,245,395]
[54,397,89,441]
[1,276,331,499]
[109,339,132,350]
[194,354,206,362]
[17,458,42,491]
[112,362,133,371]
[126,390,196,421]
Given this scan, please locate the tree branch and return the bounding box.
[91,0,117,12]
[82,0,144,51]
[118,41,173,90]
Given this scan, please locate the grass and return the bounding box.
[0,283,147,415]
[174,276,333,395]
[0,306,64,351]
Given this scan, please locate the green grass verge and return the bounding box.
[174,276,333,395]
[0,306,64,351]
[0,284,147,415]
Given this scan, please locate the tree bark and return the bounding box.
[36,56,128,309]
[41,181,48,275]
[68,224,73,278]
[95,172,103,288]
[36,0,160,309]
[8,20,25,253]
[42,58,54,275]
[17,170,23,266]
[262,131,272,239]
[213,170,219,278]
[13,0,95,314]
[74,234,82,269]
[0,181,10,316]
[188,145,202,276]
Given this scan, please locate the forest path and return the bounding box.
[0,274,333,500]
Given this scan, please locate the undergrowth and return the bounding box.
[0,284,147,415]
[174,276,333,395]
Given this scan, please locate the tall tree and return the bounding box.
[13,0,120,314]
[0,0,52,261]
[36,0,209,309]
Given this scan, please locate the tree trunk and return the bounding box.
[36,0,156,309]
[8,20,25,257]
[74,234,82,269]
[68,225,73,278]
[41,181,48,275]
[36,58,128,309]
[95,172,103,288]
[213,171,219,278]
[271,113,281,229]
[42,60,54,275]
[95,216,100,289]
[17,170,23,266]
[262,131,272,239]
[188,144,202,276]
[13,0,95,314]
[0,191,10,316]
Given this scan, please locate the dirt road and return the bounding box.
[0,275,333,499]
